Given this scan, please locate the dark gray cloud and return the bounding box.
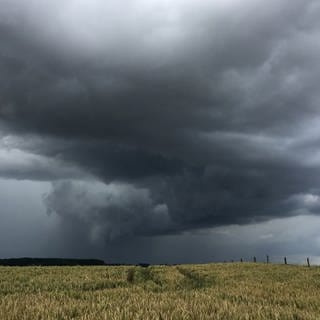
[1,0,320,254]
[44,180,172,240]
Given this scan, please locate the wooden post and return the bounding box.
[253,256,256,263]
[240,258,243,263]
[284,257,287,265]
[266,255,269,264]
[307,257,310,267]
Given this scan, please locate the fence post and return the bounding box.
[266,255,269,264]
[284,257,287,265]
[253,256,256,263]
[240,258,243,263]
[307,257,310,267]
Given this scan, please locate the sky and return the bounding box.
[1,0,320,264]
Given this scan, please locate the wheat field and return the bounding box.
[0,263,319,319]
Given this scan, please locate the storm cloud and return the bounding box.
[1,0,320,259]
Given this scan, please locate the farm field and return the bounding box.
[0,263,320,320]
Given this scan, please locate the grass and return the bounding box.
[0,263,320,319]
